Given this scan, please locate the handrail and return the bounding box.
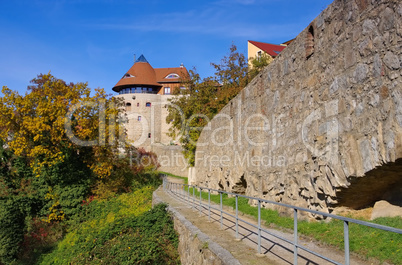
[162,177,402,265]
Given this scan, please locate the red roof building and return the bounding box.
[248,40,287,58]
[113,55,188,95]
[247,39,294,67]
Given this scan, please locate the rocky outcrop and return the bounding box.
[371,200,402,220]
[193,0,402,217]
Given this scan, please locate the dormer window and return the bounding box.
[122,73,134,79]
[165,73,180,79]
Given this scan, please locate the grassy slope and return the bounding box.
[37,186,180,264]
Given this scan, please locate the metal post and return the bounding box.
[344,221,350,265]
[220,192,223,229]
[193,186,195,209]
[294,209,298,265]
[187,184,190,203]
[235,195,239,239]
[208,189,211,221]
[258,200,261,254]
[199,188,202,216]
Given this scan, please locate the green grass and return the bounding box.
[35,186,180,265]
[183,187,401,265]
[159,171,188,184]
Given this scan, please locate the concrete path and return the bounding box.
[157,177,373,265]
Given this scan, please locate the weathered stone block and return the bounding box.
[383,51,400,70]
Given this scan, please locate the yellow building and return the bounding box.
[247,40,293,67]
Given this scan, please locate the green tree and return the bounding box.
[248,52,273,80]
[167,44,269,165]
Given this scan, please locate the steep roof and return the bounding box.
[248,40,287,57]
[113,55,188,92]
[156,67,189,83]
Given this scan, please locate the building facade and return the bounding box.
[113,55,188,148]
[247,40,293,67]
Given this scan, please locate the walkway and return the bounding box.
[155,177,371,265]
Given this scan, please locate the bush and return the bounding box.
[0,199,25,264]
[38,187,180,264]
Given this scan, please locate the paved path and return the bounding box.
[157,177,371,265]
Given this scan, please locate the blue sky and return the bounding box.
[0,0,333,95]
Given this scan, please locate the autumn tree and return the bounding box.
[0,73,143,220]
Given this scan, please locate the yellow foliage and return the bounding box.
[0,73,124,179]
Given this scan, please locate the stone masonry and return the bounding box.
[193,0,402,216]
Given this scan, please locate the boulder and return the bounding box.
[371,200,402,220]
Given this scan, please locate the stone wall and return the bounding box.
[151,144,189,177]
[117,93,177,148]
[152,189,241,265]
[193,0,402,215]
[116,93,189,177]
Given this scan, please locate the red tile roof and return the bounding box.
[248,40,287,57]
[155,67,189,83]
[112,55,188,92]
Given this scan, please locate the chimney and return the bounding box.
[180,63,184,68]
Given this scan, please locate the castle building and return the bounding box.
[113,55,188,148]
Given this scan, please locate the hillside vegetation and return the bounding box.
[36,185,180,264]
[0,74,179,264]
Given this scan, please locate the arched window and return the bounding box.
[306,25,315,59]
[165,73,180,79]
[146,102,151,107]
[126,102,131,111]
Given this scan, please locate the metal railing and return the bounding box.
[163,177,402,265]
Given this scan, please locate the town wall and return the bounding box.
[151,144,189,177]
[193,0,402,215]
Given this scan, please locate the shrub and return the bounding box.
[0,199,25,264]
[38,187,180,264]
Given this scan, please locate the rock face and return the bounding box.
[371,200,402,220]
[193,0,402,217]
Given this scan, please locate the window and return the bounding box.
[137,102,140,107]
[138,116,141,121]
[164,87,171,95]
[306,25,315,59]
[122,73,134,79]
[165,73,179,79]
[146,102,151,107]
[148,133,151,138]
[126,102,131,111]
[257,51,262,58]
